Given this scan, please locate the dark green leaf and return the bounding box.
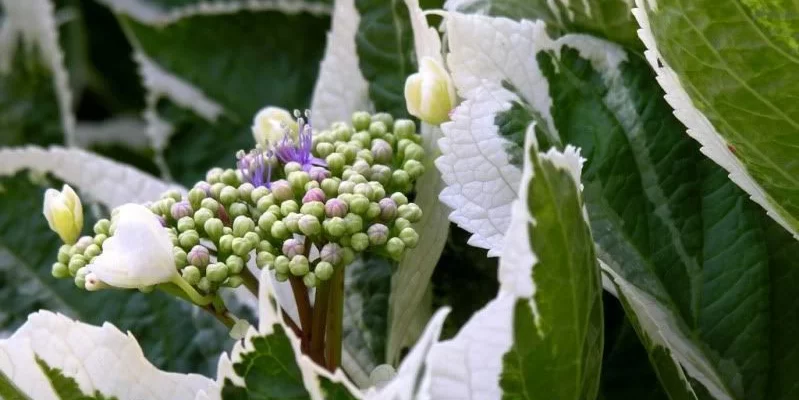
[35,357,117,400]
[342,255,391,373]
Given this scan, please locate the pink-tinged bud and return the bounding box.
[320,243,343,266]
[367,224,389,245]
[302,188,326,204]
[379,198,398,221]
[187,245,210,268]
[325,198,348,218]
[371,139,393,165]
[171,200,193,220]
[309,167,331,182]
[282,238,304,259]
[194,181,212,195]
[271,179,294,203]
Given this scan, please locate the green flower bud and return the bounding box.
[244,231,261,249]
[197,277,212,293]
[348,173,368,184]
[224,276,244,288]
[271,180,294,203]
[393,217,412,233]
[300,201,325,220]
[325,198,349,217]
[221,169,240,186]
[274,255,290,275]
[162,189,183,202]
[206,167,224,184]
[326,153,345,175]
[256,194,275,212]
[338,180,356,195]
[232,237,253,257]
[284,161,303,175]
[397,226,419,248]
[258,240,276,253]
[219,186,239,206]
[370,182,386,201]
[52,262,69,278]
[352,161,371,178]
[204,218,224,241]
[299,214,322,236]
[337,144,358,164]
[398,203,423,223]
[369,121,387,137]
[349,195,370,215]
[270,220,290,240]
[371,112,393,130]
[188,245,210,268]
[188,187,207,209]
[210,182,226,199]
[366,202,381,220]
[367,224,389,245]
[206,262,228,283]
[371,139,393,165]
[321,178,340,198]
[200,197,220,215]
[179,230,200,249]
[356,149,374,164]
[174,247,188,268]
[316,142,335,158]
[57,244,72,263]
[84,243,101,258]
[386,237,406,259]
[176,216,194,233]
[383,133,397,147]
[377,198,397,221]
[258,212,278,232]
[351,232,369,252]
[393,119,416,138]
[256,251,275,268]
[352,131,372,148]
[181,266,201,285]
[341,214,362,235]
[404,143,424,162]
[167,229,179,246]
[320,243,343,266]
[289,255,310,276]
[282,238,304,258]
[315,261,334,281]
[93,219,111,235]
[68,255,86,275]
[404,159,425,180]
[233,216,255,237]
[304,180,320,192]
[339,235,351,247]
[352,111,372,131]
[323,217,345,238]
[342,247,356,265]
[274,272,289,282]
[235,182,253,202]
[74,267,88,289]
[251,186,270,204]
[303,272,318,288]
[194,209,214,231]
[283,212,301,233]
[169,200,192,221]
[370,165,392,186]
[219,234,234,254]
[288,171,311,193]
[334,125,353,142]
[228,202,249,219]
[391,192,409,206]
[391,169,411,189]
[226,255,245,274]
[338,193,354,205]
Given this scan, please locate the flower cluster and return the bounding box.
[48,110,425,298]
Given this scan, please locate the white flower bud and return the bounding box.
[42,184,83,244]
[404,57,456,125]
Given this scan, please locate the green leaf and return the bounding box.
[0,173,231,376]
[354,0,415,117]
[634,0,799,237]
[35,357,117,400]
[445,0,640,49]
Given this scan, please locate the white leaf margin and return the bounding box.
[310,0,372,129]
[0,310,218,400]
[0,0,76,146]
[632,0,799,240]
[0,145,183,208]
[94,0,331,26]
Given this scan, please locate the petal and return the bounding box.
[42,188,60,230]
[404,73,424,117]
[62,184,83,237]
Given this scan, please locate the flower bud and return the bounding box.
[275,272,289,282]
[73,237,92,254]
[274,255,290,275]
[342,247,355,266]
[84,244,101,258]
[315,261,334,281]
[300,201,325,220]
[326,153,345,175]
[52,262,69,278]
[188,245,210,268]
[197,277,212,293]
[352,111,372,131]
[188,187,207,209]
[320,243,343,266]
[352,131,371,148]
[372,112,394,131]
[393,119,416,138]
[284,161,303,175]
[206,167,224,184]
[162,189,183,202]
[337,143,358,164]
[244,232,260,249]
[386,237,406,260]
[304,178,319,191]
[351,232,369,252]
[206,262,229,283]
[93,219,111,236]
[404,159,425,180]
[352,161,372,178]
[370,165,392,186]
[74,267,89,289]
[258,212,278,232]
[344,213,363,235]
[339,235,352,248]
[302,188,326,204]
[367,224,389,246]
[337,180,356,195]
[279,199,299,216]
[225,276,244,288]
[179,230,200,249]
[394,217,412,234]
[43,184,83,244]
[156,215,168,227]
[289,255,310,276]
[173,247,188,268]
[200,197,220,215]
[299,214,322,236]
[283,212,302,233]
[369,121,387,138]
[270,220,290,240]
[232,216,255,237]
[396,226,419,248]
[232,237,253,257]
[349,195,370,215]
[210,183,226,200]
[308,166,330,183]
[271,180,294,203]
[194,208,214,228]
[57,244,71,263]
[371,139,393,165]
[251,186,270,204]
[258,240,276,254]
[256,194,276,212]
[398,203,423,223]
[303,272,318,288]
[235,182,253,201]
[68,255,87,275]
[316,142,335,158]
[325,217,347,238]
[325,198,349,218]
[338,193,354,205]
[195,181,212,195]
[379,198,398,221]
[404,57,456,124]
[219,234,234,254]
[282,238,304,259]
[348,173,368,185]
[169,201,191,220]
[182,266,201,285]
[370,182,386,201]
[221,169,240,187]
[288,171,310,194]
[256,251,275,268]
[218,186,238,206]
[390,192,408,206]
[228,202,248,219]
[226,255,245,274]
[175,216,194,233]
[391,170,411,190]
[404,143,425,162]
[320,178,340,198]
[333,125,353,142]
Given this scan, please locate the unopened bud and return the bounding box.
[73,236,93,254]
[308,167,330,183]
[93,219,111,236]
[352,111,372,131]
[303,272,318,288]
[393,119,416,139]
[271,180,294,203]
[398,203,423,223]
[179,230,200,249]
[251,186,270,203]
[325,217,347,238]
[84,244,101,258]
[371,139,393,165]
[379,198,398,221]
[206,262,229,283]
[221,169,240,186]
[57,244,72,263]
[188,187,207,209]
[182,266,201,285]
[367,224,389,245]
[351,232,369,252]
[232,237,253,257]
[244,232,260,249]
[256,251,275,268]
[175,216,194,233]
[369,121,387,137]
[204,218,224,241]
[370,165,392,186]
[404,159,425,180]
[321,178,340,198]
[194,208,214,228]
[228,202,249,219]
[233,216,255,237]
[320,243,343,266]
[325,198,349,218]
[52,262,69,278]
[337,180,356,195]
[173,247,188,268]
[344,213,363,234]
[226,255,245,274]
[218,186,238,206]
[284,213,302,233]
[282,238,304,259]
[299,214,322,236]
[326,153,345,175]
[316,142,335,158]
[270,220,290,240]
[300,201,325,219]
[74,267,89,289]
[68,255,86,275]
[391,170,410,189]
[281,200,299,217]
[258,212,278,232]
[256,194,275,212]
[386,237,406,259]
[209,183,226,200]
[315,261,334,281]
[274,255,290,275]
[302,188,326,204]
[206,168,224,184]
[290,255,310,276]
[349,195,370,215]
[370,182,386,201]
[390,192,408,206]
[188,245,210,268]
[201,197,220,214]
[288,171,310,193]
[219,234,234,254]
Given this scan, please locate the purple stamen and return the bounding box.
[273,111,327,171]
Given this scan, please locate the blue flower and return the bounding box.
[237,150,273,188]
[273,110,327,171]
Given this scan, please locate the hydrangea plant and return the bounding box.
[1,0,798,399]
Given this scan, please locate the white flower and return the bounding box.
[252,106,298,148]
[42,184,83,244]
[87,203,177,289]
[404,57,456,125]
